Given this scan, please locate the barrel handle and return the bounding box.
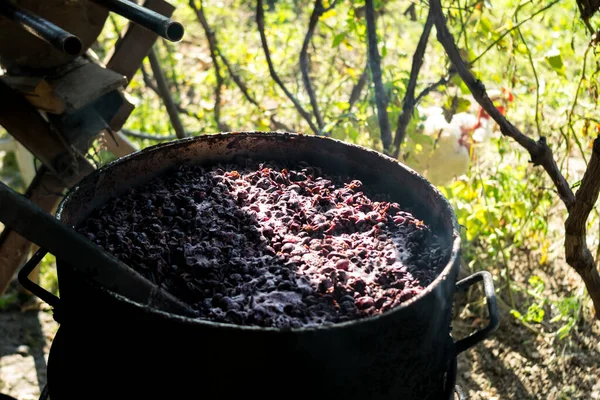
[18,248,63,322]
[454,385,466,400]
[453,271,499,354]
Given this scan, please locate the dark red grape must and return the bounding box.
[78,159,445,328]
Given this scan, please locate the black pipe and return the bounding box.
[0,0,82,55]
[91,0,184,42]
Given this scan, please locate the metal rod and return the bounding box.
[0,180,197,318]
[0,0,82,55]
[147,47,187,139]
[91,0,184,42]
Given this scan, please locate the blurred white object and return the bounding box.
[407,89,513,186]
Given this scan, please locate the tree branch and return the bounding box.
[365,0,392,150]
[217,49,260,107]
[392,8,434,158]
[189,0,296,133]
[431,0,600,318]
[256,0,320,135]
[565,138,600,316]
[348,64,369,110]
[431,0,575,209]
[147,48,188,139]
[122,129,178,141]
[189,0,226,131]
[140,64,203,123]
[576,0,595,34]
[269,115,294,132]
[414,75,451,104]
[300,0,337,130]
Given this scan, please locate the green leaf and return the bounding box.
[510,309,523,320]
[514,202,526,218]
[348,126,359,142]
[528,276,545,292]
[556,324,572,340]
[332,32,346,48]
[322,119,340,136]
[456,97,472,113]
[525,303,545,324]
[478,17,493,35]
[451,75,470,94]
[545,49,566,76]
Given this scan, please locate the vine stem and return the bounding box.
[256,0,320,135]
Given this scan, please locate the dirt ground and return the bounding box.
[454,307,600,399]
[0,270,598,400]
[0,302,57,400]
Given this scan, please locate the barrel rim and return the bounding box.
[56,131,462,333]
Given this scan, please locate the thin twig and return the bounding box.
[516,27,541,138]
[348,64,369,109]
[470,0,562,64]
[147,47,188,139]
[217,49,260,107]
[269,115,294,132]
[189,0,226,131]
[365,0,392,150]
[455,0,478,50]
[140,64,203,123]
[256,0,320,135]
[300,0,338,130]
[457,0,470,56]
[164,42,182,97]
[122,129,178,141]
[321,63,369,136]
[189,0,296,135]
[392,8,434,158]
[567,44,593,165]
[218,48,294,132]
[415,75,451,104]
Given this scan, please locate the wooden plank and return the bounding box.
[0,79,93,181]
[104,130,139,158]
[0,76,66,114]
[48,89,133,152]
[14,141,36,187]
[108,91,135,132]
[50,62,127,112]
[0,168,67,298]
[0,91,138,297]
[105,0,175,83]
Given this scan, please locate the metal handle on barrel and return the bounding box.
[18,248,64,322]
[453,271,499,354]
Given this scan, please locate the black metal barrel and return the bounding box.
[24,132,497,399]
